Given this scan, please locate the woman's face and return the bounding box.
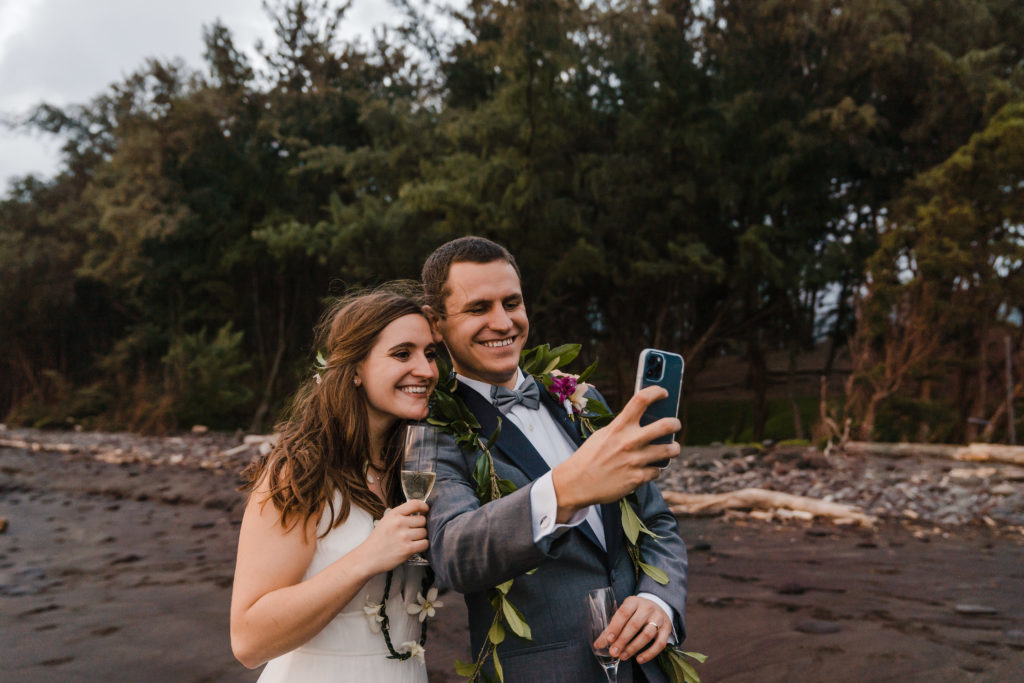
[357,314,439,434]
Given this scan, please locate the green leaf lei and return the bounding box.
[427,343,706,682]
[378,567,434,660]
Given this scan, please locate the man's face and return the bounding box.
[434,260,529,389]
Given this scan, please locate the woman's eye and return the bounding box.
[393,351,411,360]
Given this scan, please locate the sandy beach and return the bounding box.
[2,433,1023,682]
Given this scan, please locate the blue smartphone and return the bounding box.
[634,349,684,464]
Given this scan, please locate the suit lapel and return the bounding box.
[456,381,605,552]
[455,383,550,481]
[602,502,623,563]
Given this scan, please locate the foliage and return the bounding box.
[846,101,1024,441]
[685,397,822,445]
[2,0,1022,444]
[162,323,254,429]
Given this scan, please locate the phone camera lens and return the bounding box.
[645,354,664,380]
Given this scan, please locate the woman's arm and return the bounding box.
[229,478,429,669]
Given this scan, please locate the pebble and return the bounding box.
[0,427,259,475]
[5,427,1024,531]
[954,604,999,615]
[661,444,1024,529]
[698,597,736,608]
[795,619,841,634]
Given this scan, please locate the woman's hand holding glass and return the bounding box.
[359,499,429,574]
[401,423,438,565]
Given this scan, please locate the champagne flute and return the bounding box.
[587,587,619,682]
[401,423,437,566]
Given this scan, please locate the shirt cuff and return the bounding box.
[529,471,588,543]
[638,592,678,644]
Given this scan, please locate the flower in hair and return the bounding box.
[314,350,329,385]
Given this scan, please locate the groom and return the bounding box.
[422,236,688,681]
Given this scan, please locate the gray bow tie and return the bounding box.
[491,376,541,413]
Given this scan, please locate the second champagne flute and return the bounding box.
[587,587,619,683]
[401,423,437,566]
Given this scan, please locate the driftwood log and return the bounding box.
[842,441,1024,466]
[0,435,277,468]
[0,438,78,453]
[663,488,877,527]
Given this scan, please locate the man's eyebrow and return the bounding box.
[454,292,522,312]
[457,297,492,311]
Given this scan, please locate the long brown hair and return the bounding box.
[242,285,426,535]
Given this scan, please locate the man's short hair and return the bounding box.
[421,236,520,315]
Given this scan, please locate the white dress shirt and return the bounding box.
[456,369,676,635]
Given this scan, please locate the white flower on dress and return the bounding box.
[406,586,443,622]
[363,594,384,633]
[400,641,426,661]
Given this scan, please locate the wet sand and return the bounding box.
[2,445,1022,681]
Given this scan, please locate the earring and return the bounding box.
[353,377,361,386]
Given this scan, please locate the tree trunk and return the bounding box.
[747,335,767,441]
[980,378,1023,442]
[859,392,882,441]
[966,329,988,442]
[824,281,850,377]
[249,283,289,434]
[787,344,804,440]
[917,380,932,442]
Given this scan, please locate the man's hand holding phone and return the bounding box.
[551,385,681,522]
[635,349,685,466]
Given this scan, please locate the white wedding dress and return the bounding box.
[258,493,429,683]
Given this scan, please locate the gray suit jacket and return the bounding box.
[425,380,688,682]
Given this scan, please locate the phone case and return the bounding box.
[634,348,684,447]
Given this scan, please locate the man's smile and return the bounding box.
[479,337,517,348]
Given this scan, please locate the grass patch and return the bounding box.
[684,396,820,445]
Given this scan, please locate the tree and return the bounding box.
[847,102,1024,441]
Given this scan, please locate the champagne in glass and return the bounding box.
[587,587,619,683]
[400,470,436,502]
[402,423,437,566]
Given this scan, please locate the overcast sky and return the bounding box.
[0,0,406,191]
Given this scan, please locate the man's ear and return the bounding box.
[423,305,444,343]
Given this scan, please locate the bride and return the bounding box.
[231,288,439,682]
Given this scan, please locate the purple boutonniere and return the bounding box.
[547,369,592,416]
